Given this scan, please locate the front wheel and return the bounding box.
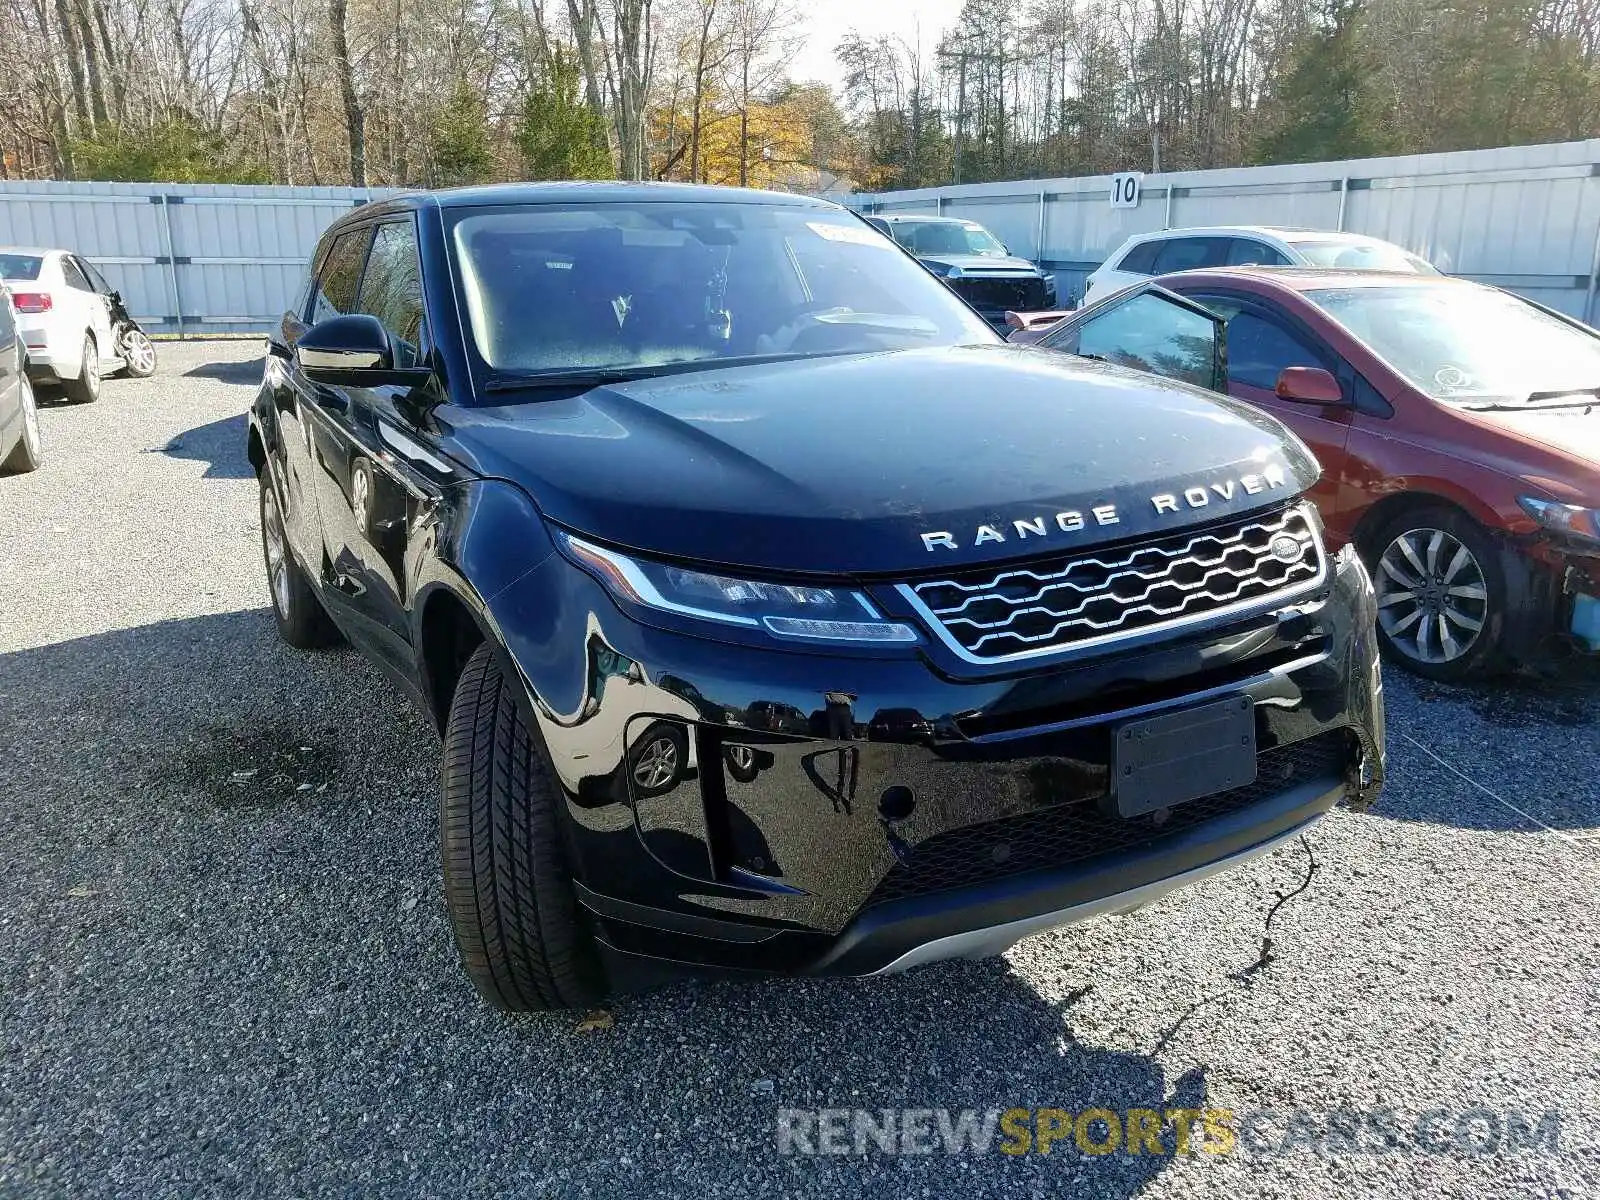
[0,373,42,473]
[258,469,340,649]
[441,642,605,1012]
[1368,505,1505,681]
[118,328,157,378]
[60,334,100,404]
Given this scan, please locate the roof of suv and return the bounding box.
[388,181,839,210]
[876,215,976,226]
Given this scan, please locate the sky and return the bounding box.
[787,0,969,91]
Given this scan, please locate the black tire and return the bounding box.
[61,334,100,404]
[258,469,340,649]
[1366,504,1507,681]
[0,371,42,473]
[118,328,157,378]
[441,642,605,1012]
[723,743,768,783]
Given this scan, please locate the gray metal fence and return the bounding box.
[0,181,391,336]
[845,139,1600,320]
[5,142,1600,335]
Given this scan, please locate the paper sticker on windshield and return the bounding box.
[807,221,890,247]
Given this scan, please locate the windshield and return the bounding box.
[0,254,43,281]
[1291,239,1435,273]
[1308,284,1600,405]
[899,221,1008,257]
[449,203,997,375]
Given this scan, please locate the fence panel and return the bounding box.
[848,139,1600,319]
[0,181,388,335]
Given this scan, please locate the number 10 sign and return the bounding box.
[1110,172,1143,209]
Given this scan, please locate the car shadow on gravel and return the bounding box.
[1,609,1204,1194]
[156,412,253,479]
[183,355,265,385]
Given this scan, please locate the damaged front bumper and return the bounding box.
[496,541,1384,983]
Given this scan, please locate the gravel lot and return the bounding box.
[1,340,1597,1199]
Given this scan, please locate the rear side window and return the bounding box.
[1226,239,1291,267]
[59,257,93,291]
[357,221,426,364]
[0,254,42,281]
[1116,241,1161,274]
[1151,237,1230,274]
[309,227,372,323]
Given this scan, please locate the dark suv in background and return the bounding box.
[248,183,1383,1013]
[865,213,1055,327]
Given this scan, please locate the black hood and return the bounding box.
[446,344,1318,576]
[919,253,1043,276]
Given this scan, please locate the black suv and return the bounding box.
[248,183,1384,1012]
[864,213,1056,327]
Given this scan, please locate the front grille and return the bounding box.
[865,731,1346,907]
[953,275,1048,312]
[903,503,1324,664]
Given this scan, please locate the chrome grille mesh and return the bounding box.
[901,504,1325,663]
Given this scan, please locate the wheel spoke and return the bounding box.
[1379,557,1422,588]
[1447,583,1487,601]
[1377,589,1416,608]
[1397,535,1429,579]
[1425,530,1444,576]
[1442,544,1471,584]
[1437,613,1459,659]
[1443,605,1483,633]
[1388,607,1423,635]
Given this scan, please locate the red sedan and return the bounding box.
[1019,269,1600,680]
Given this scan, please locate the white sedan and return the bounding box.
[0,247,156,402]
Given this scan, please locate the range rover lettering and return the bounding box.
[248,184,1385,1012]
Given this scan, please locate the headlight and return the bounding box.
[1518,495,1600,545]
[557,532,919,646]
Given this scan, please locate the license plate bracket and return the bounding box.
[1110,696,1257,819]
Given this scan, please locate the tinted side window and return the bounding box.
[1222,310,1328,390]
[1046,290,1219,390]
[59,257,93,291]
[1117,241,1161,274]
[1151,237,1229,274]
[358,221,425,363]
[1225,239,1291,267]
[309,228,372,323]
[79,259,112,292]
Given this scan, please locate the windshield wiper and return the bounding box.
[483,350,898,395]
[483,367,658,394]
[1524,386,1600,405]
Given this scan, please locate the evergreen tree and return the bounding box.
[431,80,496,187]
[517,51,615,181]
[1251,0,1394,165]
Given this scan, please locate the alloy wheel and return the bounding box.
[726,745,754,772]
[1375,526,1489,665]
[82,338,100,399]
[261,483,292,617]
[20,375,39,456]
[122,330,157,375]
[632,734,679,790]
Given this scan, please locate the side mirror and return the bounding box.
[295,314,430,388]
[1275,366,1344,405]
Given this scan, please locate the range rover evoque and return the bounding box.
[247,183,1385,1012]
